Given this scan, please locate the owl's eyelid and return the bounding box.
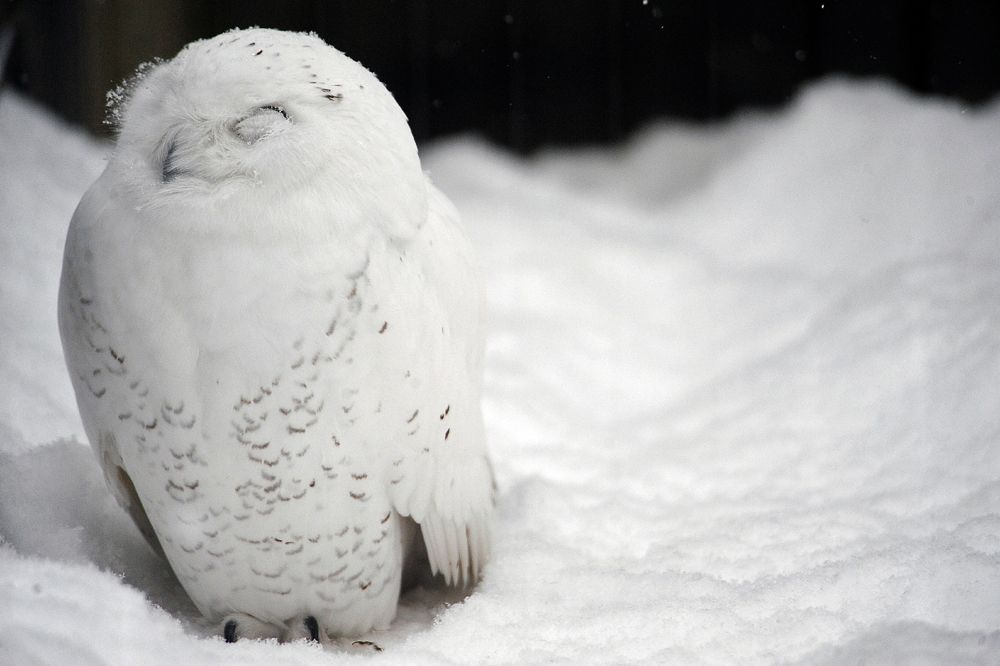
[231,104,293,145]
[258,104,289,119]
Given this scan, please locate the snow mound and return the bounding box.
[2,80,999,664]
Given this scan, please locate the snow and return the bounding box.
[2,79,1000,664]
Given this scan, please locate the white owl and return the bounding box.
[58,28,493,644]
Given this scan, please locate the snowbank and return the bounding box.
[2,80,999,664]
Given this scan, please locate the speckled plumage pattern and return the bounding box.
[58,28,493,641]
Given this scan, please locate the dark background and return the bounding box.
[3,0,999,153]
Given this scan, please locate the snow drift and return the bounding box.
[2,79,1000,664]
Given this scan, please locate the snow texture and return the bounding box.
[2,79,1000,664]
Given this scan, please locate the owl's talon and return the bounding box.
[283,613,326,643]
[220,613,283,642]
[304,615,320,642]
[223,619,238,643]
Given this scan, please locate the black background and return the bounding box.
[4,0,999,152]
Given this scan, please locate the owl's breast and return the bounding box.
[96,220,382,429]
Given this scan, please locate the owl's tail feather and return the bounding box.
[420,509,491,587]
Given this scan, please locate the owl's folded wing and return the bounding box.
[58,192,166,557]
[387,414,494,586]
[384,181,494,586]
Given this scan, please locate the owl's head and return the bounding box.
[109,28,426,239]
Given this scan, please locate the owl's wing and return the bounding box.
[389,409,494,587]
[385,182,495,586]
[57,184,165,556]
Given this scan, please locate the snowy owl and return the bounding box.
[58,28,493,644]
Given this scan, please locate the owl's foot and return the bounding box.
[220,613,283,642]
[282,614,326,643]
[221,613,330,644]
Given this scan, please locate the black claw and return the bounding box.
[223,619,238,643]
[304,615,320,642]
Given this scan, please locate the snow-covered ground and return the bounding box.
[2,80,1000,664]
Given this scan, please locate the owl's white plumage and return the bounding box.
[58,28,493,640]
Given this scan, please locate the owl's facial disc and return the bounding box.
[159,104,292,184]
